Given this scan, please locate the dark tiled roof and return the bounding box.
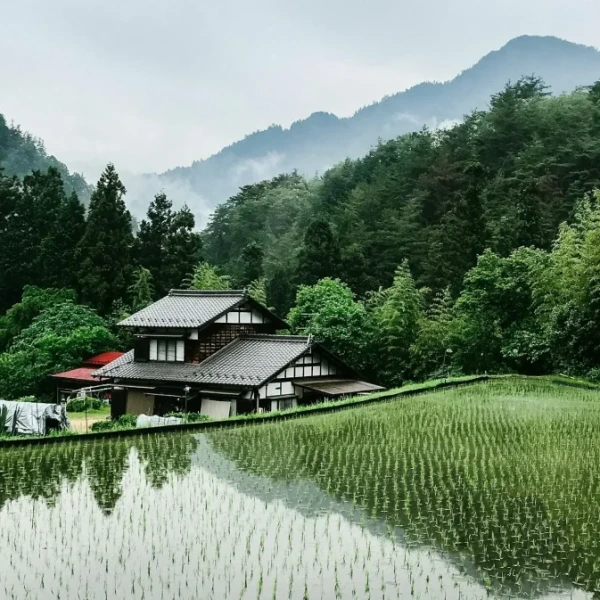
[93,336,311,387]
[194,335,310,385]
[118,290,246,328]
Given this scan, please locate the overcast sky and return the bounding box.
[2,0,599,181]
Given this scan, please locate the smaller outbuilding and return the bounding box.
[51,351,124,402]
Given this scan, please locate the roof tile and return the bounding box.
[94,336,311,387]
[118,290,246,328]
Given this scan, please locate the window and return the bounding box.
[279,398,296,411]
[167,341,176,361]
[151,339,184,362]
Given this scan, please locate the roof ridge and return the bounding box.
[168,289,245,296]
[239,334,311,342]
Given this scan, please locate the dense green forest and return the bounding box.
[1,76,600,400]
[0,163,202,399]
[202,77,600,383]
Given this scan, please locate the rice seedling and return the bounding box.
[0,379,598,599]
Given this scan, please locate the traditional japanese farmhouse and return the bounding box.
[94,290,382,419]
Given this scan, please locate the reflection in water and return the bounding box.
[0,435,198,514]
[206,382,600,598]
[0,381,599,599]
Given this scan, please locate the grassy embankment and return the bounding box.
[1,374,598,443]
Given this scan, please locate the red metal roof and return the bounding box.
[51,367,108,382]
[83,351,124,367]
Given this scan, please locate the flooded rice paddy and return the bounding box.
[1,380,599,599]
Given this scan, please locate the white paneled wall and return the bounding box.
[215,308,268,324]
[258,380,294,399]
[276,352,337,380]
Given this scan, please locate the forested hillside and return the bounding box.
[0,162,203,399]
[2,76,600,399]
[0,113,91,201]
[204,77,600,302]
[144,36,600,213]
[200,77,600,383]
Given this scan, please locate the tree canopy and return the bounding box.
[2,77,600,392]
[0,294,116,399]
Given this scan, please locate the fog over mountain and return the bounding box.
[125,36,600,223]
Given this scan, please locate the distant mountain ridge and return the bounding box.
[133,35,600,221]
[0,114,91,201]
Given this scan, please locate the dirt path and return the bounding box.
[69,416,106,433]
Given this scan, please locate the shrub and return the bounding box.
[67,397,105,412]
[586,368,600,384]
[165,411,211,423]
[15,396,38,403]
[91,413,137,432]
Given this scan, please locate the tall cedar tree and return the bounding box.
[77,164,133,314]
[0,172,29,311]
[38,187,86,289]
[425,178,487,294]
[0,167,84,311]
[297,219,341,285]
[135,193,202,297]
[265,265,295,317]
[129,267,154,312]
[240,242,264,287]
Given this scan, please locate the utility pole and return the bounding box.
[184,386,190,415]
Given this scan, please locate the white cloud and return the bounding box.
[231,152,286,183]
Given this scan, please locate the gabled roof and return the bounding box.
[94,350,134,376]
[118,290,245,328]
[117,290,287,329]
[93,335,311,387]
[193,335,311,386]
[51,367,109,382]
[83,351,124,367]
[51,351,123,381]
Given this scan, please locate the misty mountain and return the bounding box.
[0,113,91,201]
[134,35,600,222]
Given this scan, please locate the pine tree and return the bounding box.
[60,193,87,286]
[76,164,133,314]
[163,204,202,291]
[39,190,86,289]
[0,172,28,311]
[265,266,296,317]
[425,180,487,294]
[135,192,171,293]
[135,194,202,296]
